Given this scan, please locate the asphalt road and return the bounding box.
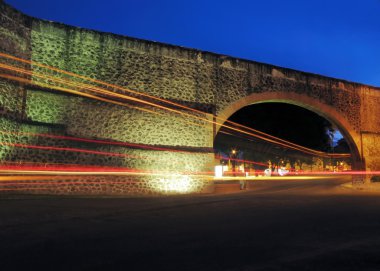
[1,177,380,270]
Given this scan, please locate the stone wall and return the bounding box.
[1,0,380,195]
[0,0,215,195]
[0,1,31,164]
[360,86,380,179]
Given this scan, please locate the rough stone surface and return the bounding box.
[1,1,380,194]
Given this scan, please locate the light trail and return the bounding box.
[0,72,169,120]
[219,125,351,158]
[0,165,377,178]
[0,63,210,126]
[0,53,362,193]
[0,52,215,114]
[0,130,201,154]
[1,69,318,156]
[2,52,342,157]
[285,171,380,176]
[0,63,342,157]
[0,181,138,186]
[0,141,145,159]
[0,127,348,176]
[0,169,215,180]
[0,161,147,171]
[0,52,353,153]
[0,129,275,171]
[0,187,50,191]
[0,70,218,133]
[0,165,141,173]
[0,53,352,159]
[0,142,221,174]
[218,130,351,158]
[0,161,155,171]
[0,168,376,194]
[213,175,349,181]
[0,165,214,176]
[0,170,375,187]
[0,72,208,131]
[0,128,331,174]
[0,161,213,177]
[219,170,380,177]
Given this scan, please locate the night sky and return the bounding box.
[5,0,380,87]
[227,103,336,151]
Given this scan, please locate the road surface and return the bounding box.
[1,176,380,270]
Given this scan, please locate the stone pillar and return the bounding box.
[360,86,380,185]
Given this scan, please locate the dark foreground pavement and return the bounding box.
[1,177,380,270]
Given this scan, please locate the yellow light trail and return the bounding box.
[0,62,209,126]
[0,53,351,158]
[0,70,345,159]
[0,71,208,132]
[0,71,165,117]
[0,71,208,130]
[0,69,335,158]
[218,129,350,158]
[6,60,322,155]
[3,52,328,156]
[0,66,344,159]
[0,52,349,151]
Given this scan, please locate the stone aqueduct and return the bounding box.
[1,1,380,194]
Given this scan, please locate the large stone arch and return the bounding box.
[215,91,364,170]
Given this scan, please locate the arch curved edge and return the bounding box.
[215,91,364,170]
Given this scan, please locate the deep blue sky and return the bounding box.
[5,0,380,87]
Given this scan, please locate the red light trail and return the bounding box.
[0,130,196,153]
[0,141,144,159]
[0,51,355,183]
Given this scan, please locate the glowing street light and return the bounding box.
[230,149,237,176]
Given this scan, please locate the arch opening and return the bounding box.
[214,94,364,175]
